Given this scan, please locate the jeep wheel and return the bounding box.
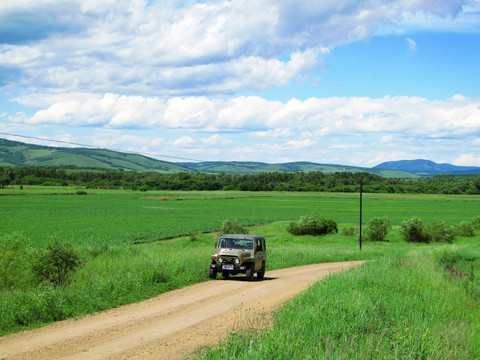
[257,263,265,280]
[208,267,217,279]
[245,266,254,281]
[222,272,230,279]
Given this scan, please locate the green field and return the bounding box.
[1,187,479,358]
[2,187,479,247]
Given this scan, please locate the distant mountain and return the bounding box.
[182,161,417,178]
[373,159,480,176]
[0,138,192,173]
[3,138,478,178]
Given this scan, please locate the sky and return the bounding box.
[0,0,480,167]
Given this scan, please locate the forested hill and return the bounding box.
[0,138,192,173]
[0,138,413,177]
[1,138,480,177]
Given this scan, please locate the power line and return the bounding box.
[0,131,212,163]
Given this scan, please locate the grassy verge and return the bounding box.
[195,248,480,359]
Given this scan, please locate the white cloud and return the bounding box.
[0,0,474,95]
[380,135,393,143]
[406,37,417,52]
[14,93,480,139]
[174,135,195,147]
[454,153,480,166]
[286,139,315,148]
[200,134,232,147]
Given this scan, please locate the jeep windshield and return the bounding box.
[219,238,254,250]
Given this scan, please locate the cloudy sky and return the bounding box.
[1,0,480,167]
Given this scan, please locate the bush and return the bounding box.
[32,239,81,287]
[287,213,338,236]
[427,221,455,244]
[365,217,391,242]
[189,232,199,242]
[219,219,248,234]
[473,216,480,229]
[0,233,30,290]
[454,221,475,237]
[341,226,358,236]
[400,217,430,243]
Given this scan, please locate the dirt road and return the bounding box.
[0,261,364,360]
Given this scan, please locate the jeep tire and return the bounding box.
[208,267,217,279]
[245,266,254,281]
[257,262,265,280]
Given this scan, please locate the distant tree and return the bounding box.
[0,174,10,188]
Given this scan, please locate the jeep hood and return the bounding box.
[218,248,252,257]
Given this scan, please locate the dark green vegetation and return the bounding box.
[2,166,480,194]
[364,216,392,242]
[287,213,338,236]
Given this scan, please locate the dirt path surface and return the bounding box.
[0,261,364,360]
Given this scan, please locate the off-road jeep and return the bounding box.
[209,234,266,281]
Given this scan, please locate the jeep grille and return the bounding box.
[220,256,237,264]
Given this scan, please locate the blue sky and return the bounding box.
[1,0,479,167]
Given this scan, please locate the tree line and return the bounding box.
[1,166,480,194]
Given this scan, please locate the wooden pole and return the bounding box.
[359,176,363,251]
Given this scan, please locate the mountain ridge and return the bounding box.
[1,138,479,177]
[373,159,480,175]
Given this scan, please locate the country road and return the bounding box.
[0,261,364,360]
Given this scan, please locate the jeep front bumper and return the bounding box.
[210,263,247,273]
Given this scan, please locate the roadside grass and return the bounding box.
[196,252,480,360]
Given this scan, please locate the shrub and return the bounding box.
[427,221,455,244]
[189,232,199,242]
[219,219,248,234]
[0,233,30,290]
[32,239,81,287]
[454,221,475,237]
[472,216,480,229]
[365,217,392,242]
[341,226,358,236]
[400,217,430,243]
[433,247,460,267]
[287,213,338,236]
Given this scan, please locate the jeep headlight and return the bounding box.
[235,258,240,265]
[218,257,223,263]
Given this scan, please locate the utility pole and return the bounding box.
[359,175,363,251]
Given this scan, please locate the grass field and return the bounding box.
[2,186,479,247]
[1,187,479,358]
